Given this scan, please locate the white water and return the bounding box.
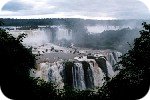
[8,26,122,90]
[56,26,72,40]
[86,25,139,34]
[31,51,122,90]
[73,63,86,89]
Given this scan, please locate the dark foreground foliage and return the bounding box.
[98,22,150,100]
[0,21,150,100]
[0,21,58,100]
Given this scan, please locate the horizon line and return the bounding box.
[0,17,150,21]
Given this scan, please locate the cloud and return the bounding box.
[0,0,150,19]
[2,1,32,11]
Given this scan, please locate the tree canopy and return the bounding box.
[0,21,58,100]
[98,22,150,100]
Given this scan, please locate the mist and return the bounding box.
[3,18,149,53]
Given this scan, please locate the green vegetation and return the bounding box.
[1,20,150,100]
[98,22,150,100]
[0,21,57,100]
[0,18,148,26]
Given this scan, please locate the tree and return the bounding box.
[0,21,58,100]
[98,22,150,100]
[0,21,35,99]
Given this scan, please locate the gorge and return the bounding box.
[30,47,122,90]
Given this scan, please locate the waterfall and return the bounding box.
[89,62,105,88]
[48,62,64,88]
[82,61,94,89]
[31,51,122,90]
[106,51,122,71]
[72,63,86,90]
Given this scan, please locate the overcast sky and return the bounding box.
[0,0,150,19]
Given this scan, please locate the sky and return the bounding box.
[0,0,150,19]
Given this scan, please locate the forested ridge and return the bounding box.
[0,18,148,26]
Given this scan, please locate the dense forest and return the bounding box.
[0,18,149,27]
[73,28,140,53]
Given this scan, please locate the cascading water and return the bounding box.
[72,63,86,89]
[31,51,122,90]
